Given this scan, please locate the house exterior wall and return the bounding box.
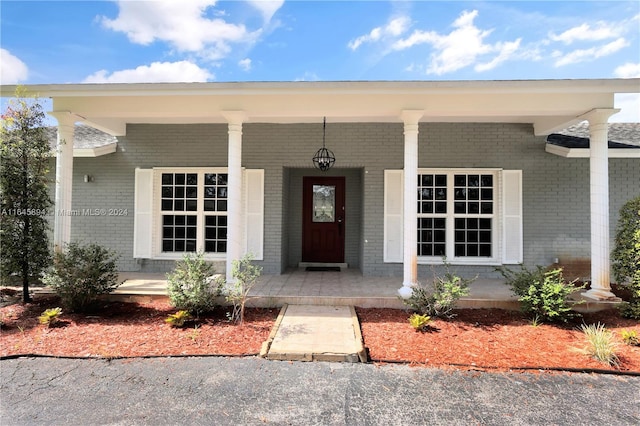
[56,122,639,279]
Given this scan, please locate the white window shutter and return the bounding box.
[502,170,523,264]
[133,168,154,258]
[384,170,404,262]
[244,169,264,260]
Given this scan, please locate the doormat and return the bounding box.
[306,266,341,272]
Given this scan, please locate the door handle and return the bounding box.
[337,217,343,236]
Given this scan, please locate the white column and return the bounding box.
[49,111,76,252]
[582,108,621,301]
[398,110,424,299]
[222,112,246,283]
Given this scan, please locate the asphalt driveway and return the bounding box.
[1,356,638,425]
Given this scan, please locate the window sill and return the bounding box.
[151,253,227,262]
[417,257,502,266]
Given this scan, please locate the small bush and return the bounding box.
[619,301,640,319]
[578,323,619,366]
[167,252,223,316]
[620,329,639,346]
[496,265,546,298]
[612,196,640,285]
[408,313,431,331]
[225,254,262,324]
[165,310,192,328]
[403,261,473,318]
[612,197,640,319]
[42,242,120,313]
[497,266,583,323]
[38,307,62,327]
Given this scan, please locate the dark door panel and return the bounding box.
[302,176,345,263]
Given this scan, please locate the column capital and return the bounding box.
[48,110,82,128]
[221,110,247,125]
[578,108,620,126]
[400,110,424,126]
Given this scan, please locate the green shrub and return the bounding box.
[42,242,120,313]
[403,262,473,318]
[498,266,583,323]
[167,252,223,316]
[496,264,546,298]
[225,254,262,324]
[619,301,640,319]
[38,307,62,327]
[612,197,640,319]
[612,196,640,285]
[578,323,619,366]
[408,313,431,331]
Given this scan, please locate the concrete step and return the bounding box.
[261,304,367,363]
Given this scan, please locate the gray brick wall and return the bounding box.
[53,122,638,279]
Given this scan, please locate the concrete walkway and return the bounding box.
[262,304,367,362]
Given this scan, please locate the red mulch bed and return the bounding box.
[357,307,640,372]
[0,297,277,358]
[1,294,638,373]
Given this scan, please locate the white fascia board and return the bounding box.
[50,143,117,158]
[545,144,640,158]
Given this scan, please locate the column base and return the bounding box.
[581,288,622,302]
[398,284,415,299]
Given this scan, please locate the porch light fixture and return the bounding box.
[312,117,336,171]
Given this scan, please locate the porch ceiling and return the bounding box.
[2,79,638,136]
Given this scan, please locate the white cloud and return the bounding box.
[549,22,622,45]
[614,62,640,78]
[554,37,628,67]
[99,1,260,60]
[393,10,520,75]
[0,49,29,84]
[475,39,521,72]
[82,61,213,83]
[238,58,252,72]
[613,93,640,123]
[348,16,410,50]
[247,0,284,22]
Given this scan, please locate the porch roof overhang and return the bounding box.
[1,79,638,137]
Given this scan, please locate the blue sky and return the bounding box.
[1,0,639,121]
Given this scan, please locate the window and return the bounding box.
[159,170,228,254]
[417,170,497,261]
[383,168,521,265]
[134,168,264,261]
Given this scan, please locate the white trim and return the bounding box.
[545,143,640,158]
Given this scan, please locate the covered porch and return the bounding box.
[107,269,619,312]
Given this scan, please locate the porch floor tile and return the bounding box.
[112,268,519,309]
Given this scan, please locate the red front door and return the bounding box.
[302,176,345,263]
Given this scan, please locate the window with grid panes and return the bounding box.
[160,171,228,253]
[417,170,496,259]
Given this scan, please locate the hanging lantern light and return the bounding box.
[312,117,336,171]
